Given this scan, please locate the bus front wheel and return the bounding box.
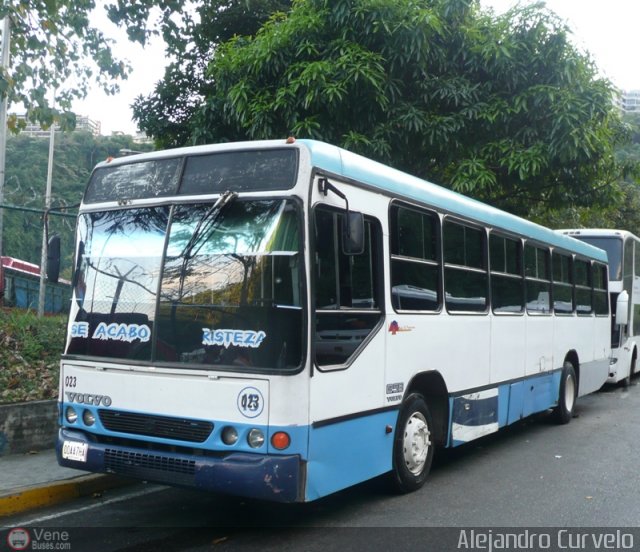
[553,362,577,425]
[389,393,434,493]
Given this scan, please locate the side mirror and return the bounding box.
[342,211,365,255]
[616,290,629,327]
[46,235,61,283]
[72,241,84,289]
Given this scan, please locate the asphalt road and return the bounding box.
[3,379,640,551]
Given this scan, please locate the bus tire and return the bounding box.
[622,351,636,388]
[553,362,577,425]
[389,393,434,493]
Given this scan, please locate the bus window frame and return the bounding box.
[311,202,386,373]
[524,241,552,316]
[442,215,489,316]
[389,200,443,315]
[489,230,525,316]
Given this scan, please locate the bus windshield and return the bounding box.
[573,236,623,281]
[67,199,305,371]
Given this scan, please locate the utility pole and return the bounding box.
[0,17,11,260]
[37,119,55,317]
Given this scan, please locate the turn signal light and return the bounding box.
[271,431,291,450]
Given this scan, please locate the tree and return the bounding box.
[536,111,640,233]
[3,132,153,275]
[165,0,630,218]
[104,0,292,148]
[0,1,130,129]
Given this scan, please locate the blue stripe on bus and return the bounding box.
[305,408,399,501]
[59,405,309,458]
[448,371,563,447]
[300,140,607,263]
[452,394,499,426]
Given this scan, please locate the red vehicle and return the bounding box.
[0,255,70,313]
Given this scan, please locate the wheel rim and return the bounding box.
[402,412,431,475]
[564,373,576,413]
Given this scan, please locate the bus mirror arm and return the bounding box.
[318,178,365,255]
[616,290,629,327]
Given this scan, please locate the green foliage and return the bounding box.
[0,308,66,404]
[535,111,640,233]
[0,1,130,129]
[119,0,293,148]
[2,132,153,277]
[155,0,630,218]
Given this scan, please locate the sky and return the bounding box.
[73,0,640,136]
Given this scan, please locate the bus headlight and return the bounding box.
[65,406,78,424]
[247,428,265,449]
[83,409,96,426]
[221,426,239,445]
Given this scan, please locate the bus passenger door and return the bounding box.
[307,191,390,500]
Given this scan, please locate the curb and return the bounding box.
[0,474,135,518]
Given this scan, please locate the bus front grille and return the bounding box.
[98,409,214,443]
[104,448,196,486]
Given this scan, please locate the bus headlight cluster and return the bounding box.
[221,426,239,445]
[247,429,265,449]
[65,406,78,424]
[65,406,96,427]
[221,426,280,449]
[82,410,96,426]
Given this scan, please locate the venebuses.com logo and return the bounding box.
[6,528,71,550]
[6,528,30,551]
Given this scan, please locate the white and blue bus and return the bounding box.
[560,229,639,386]
[57,139,614,502]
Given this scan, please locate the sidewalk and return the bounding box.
[0,449,133,518]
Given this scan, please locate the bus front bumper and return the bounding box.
[56,428,303,503]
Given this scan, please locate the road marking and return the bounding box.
[4,485,165,526]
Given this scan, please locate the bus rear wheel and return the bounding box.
[389,393,434,493]
[552,362,577,425]
[621,352,636,388]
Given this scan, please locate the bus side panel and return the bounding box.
[506,382,525,425]
[449,371,562,447]
[522,371,560,417]
[525,315,553,376]
[305,410,398,501]
[554,313,608,395]
[490,315,525,385]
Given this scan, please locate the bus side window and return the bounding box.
[524,244,551,314]
[552,252,573,315]
[313,206,383,367]
[593,262,608,316]
[575,258,593,315]
[490,233,523,314]
[390,204,440,311]
[443,219,487,313]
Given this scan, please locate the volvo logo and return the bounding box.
[65,391,113,407]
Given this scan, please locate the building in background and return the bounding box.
[620,90,640,113]
[12,114,102,137]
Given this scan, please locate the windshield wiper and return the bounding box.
[177,190,237,299]
[181,190,237,260]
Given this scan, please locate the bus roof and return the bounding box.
[299,140,608,263]
[93,139,607,263]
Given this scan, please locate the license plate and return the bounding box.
[62,441,88,462]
